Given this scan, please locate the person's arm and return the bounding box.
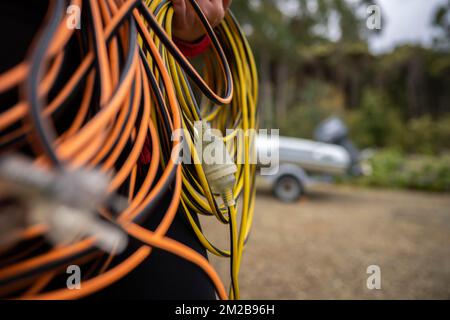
[172,0,232,57]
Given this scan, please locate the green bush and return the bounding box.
[279,104,330,139]
[346,89,450,155]
[401,115,450,154]
[280,80,344,138]
[280,86,450,157]
[355,150,450,192]
[346,89,403,149]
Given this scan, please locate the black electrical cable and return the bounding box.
[25,0,65,169]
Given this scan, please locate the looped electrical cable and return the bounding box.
[0,0,257,300]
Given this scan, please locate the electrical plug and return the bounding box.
[197,121,237,207]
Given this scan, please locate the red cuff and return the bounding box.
[174,36,211,58]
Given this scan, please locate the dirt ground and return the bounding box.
[201,183,450,299]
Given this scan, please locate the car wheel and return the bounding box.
[273,175,303,202]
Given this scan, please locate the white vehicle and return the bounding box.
[258,117,363,202]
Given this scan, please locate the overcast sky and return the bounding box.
[369,0,447,53]
[276,0,447,53]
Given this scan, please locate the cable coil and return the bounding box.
[0,0,258,300]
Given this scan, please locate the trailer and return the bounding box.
[258,117,363,202]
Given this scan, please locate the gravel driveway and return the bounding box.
[201,184,450,299]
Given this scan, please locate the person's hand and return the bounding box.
[172,0,232,43]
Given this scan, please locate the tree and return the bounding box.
[433,0,450,51]
[231,0,375,126]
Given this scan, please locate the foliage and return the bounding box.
[231,0,450,191]
[346,89,450,154]
[353,150,450,192]
[280,85,450,155]
[231,0,450,125]
[282,86,450,156]
[401,116,450,155]
[279,80,344,138]
[346,89,403,149]
[432,0,450,50]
